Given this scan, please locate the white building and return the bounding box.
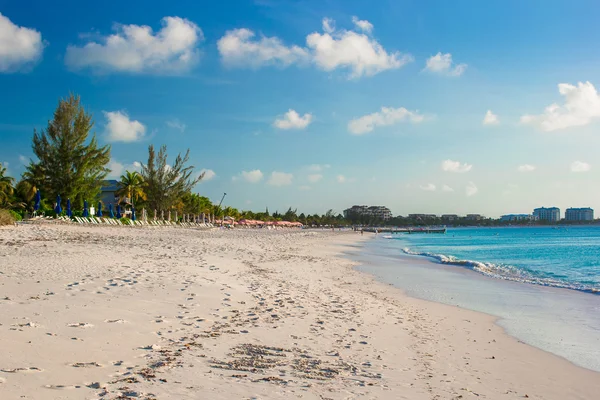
[533,207,560,222]
[500,214,538,222]
[565,208,594,221]
[344,205,392,220]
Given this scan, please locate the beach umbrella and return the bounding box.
[116,204,122,219]
[154,209,157,220]
[34,189,41,211]
[83,200,89,217]
[97,201,103,217]
[55,194,62,214]
[108,203,114,218]
[66,199,72,218]
[168,210,171,222]
[131,207,136,221]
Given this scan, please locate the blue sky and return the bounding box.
[2,0,600,217]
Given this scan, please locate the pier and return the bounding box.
[361,227,447,234]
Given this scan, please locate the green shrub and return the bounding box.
[8,210,22,221]
[0,209,15,226]
[120,217,130,224]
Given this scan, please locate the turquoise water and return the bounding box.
[391,226,600,294]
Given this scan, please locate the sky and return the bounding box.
[2,0,600,218]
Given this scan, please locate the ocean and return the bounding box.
[353,226,600,372]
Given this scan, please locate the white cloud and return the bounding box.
[336,175,346,183]
[104,111,146,142]
[307,174,323,183]
[465,182,478,197]
[307,18,413,79]
[424,52,467,77]
[199,168,216,181]
[18,155,28,165]
[238,169,264,183]
[520,82,600,131]
[273,109,313,130]
[420,183,436,191]
[0,13,45,72]
[267,171,293,186]
[571,161,591,172]
[217,28,309,68]
[348,106,424,135]
[441,159,472,173]
[65,16,202,74]
[218,17,411,78]
[442,184,454,192]
[483,110,499,125]
[166,119,186,132]
[107,159,141,178]
[351,16,373,34]
[517,164,536,172]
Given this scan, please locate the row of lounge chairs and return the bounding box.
[73,216,214,228]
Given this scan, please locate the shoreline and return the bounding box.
[1,225,598,399]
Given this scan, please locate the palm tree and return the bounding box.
[0,164,15,207]
[116,171,147,206]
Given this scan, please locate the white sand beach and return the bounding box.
[0,224,598,399]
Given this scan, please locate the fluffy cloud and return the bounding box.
[104,111,146,142]
[441,159,472,173]
[465,182,478,197]
[351,16,373,33]
[348,106,424,135]
[107,159,142,178]
[442,184,454,192]
[517,164,536,172]
[217,17,411,78]
[238,169,264,183]
[0,13,45,72]
[336,175,346,183]
[166,119,186,132]
[307,174,323,183]
[217,28,309,68]
[267,171,293,186]
[483,110,499,125]
[571,161,591,172]
[273,109,313,130]
[420,183,436,191]
[19,155,28,165]
[520,82,600,131]
[65,17,202,74]
[424,52,467,77]
[307,17,413,79]
[199,168,216,181]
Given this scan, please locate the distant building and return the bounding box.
[500,214,538,222]
[533,207,560,222]
[441,214,459,221]
[344,205,392,221]
[408,214,437,220]
[565,207,594,221]
[99,180,121,208]
[466,214,483,221]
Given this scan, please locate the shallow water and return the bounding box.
[353,230,600,372]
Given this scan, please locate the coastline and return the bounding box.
[0,225,598,399]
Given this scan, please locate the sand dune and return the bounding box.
[0,224,597,399]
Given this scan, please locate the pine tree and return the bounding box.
[141,145,203,210]
[27,94,110,207]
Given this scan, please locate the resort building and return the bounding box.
[100,180,120,207]
[343,205,392,220]
[441,214,459,221]
[565,207,594,221]
[466,214,483,221]
[533,207,560,222]
[500,214,538,222]
[408,214,437,220]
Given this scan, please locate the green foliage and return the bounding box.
[26,94,111,209]
[116,171,146,206]
[0,164,15,208]
[8,210,22,221]
[181,192,213,215]
[0,209,15,226]
[120,217,130,224]
[141,145,203,211]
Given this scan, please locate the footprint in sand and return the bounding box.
[1,367,43,373]
[104,319,126,324]
[44,384,80,390]
[70,362,102,368]
[67,322,94,328]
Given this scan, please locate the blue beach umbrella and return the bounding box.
[83,200,89,217]
[131,206,136,221]
[55,194,62,214]
[97,201,103,217]
[116,204,122,219]
[108,203,114,218]
[34,189,41,211]
[66,199,72,218]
